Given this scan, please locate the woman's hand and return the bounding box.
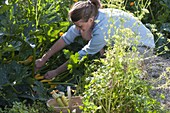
[44,61,68,79]
[35,58,46,71]
[44,70,58,79]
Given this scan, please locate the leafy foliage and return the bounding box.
[0,0,169,112]
[144,0,170,57]
[0,0,74,108]
[81,26,165,112]
[0,100,54,113]
[0,60,49,107]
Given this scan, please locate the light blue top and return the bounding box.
[61,8,155,58]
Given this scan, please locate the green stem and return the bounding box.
[65,75,76,83]
[47,82,75,86]
[11,85,22,94]
[32,47,36,77]
[149,5,155,22]
[57,71,70,81]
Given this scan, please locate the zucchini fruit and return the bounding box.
[18,55,33,65]
[51,90,69,107]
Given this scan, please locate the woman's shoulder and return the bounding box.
[99,8,124,14]
[95,8,120,26]
[99,8,134,16]
[94,10,108,28]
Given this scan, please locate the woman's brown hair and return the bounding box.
[69,0,101,22]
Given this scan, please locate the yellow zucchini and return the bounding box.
[35,74,41,78]
[61,95,68,106]
[51,90,65,107]
[35,74,44,80]
[18,55,33,65]
[40,79,52,83]
[50,84,57,88]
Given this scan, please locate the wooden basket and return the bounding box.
[47,86,83,113]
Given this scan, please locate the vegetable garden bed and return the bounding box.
[0,0,170,112]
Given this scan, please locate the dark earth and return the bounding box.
[143,56,170,110]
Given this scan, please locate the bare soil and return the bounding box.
[143,56,170,110]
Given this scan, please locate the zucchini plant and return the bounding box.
[0,0,75,107]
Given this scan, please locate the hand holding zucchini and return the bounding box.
[35,74,55,89]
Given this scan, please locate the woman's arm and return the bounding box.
[36,25,81,69]
[44,61,68,79]
[42,38,66,61]
[35,38,66,69]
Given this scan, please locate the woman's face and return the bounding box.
[74,17,94,32]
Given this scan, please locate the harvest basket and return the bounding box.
[47,86,83,113]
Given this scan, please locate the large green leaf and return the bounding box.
[0,61,30,88]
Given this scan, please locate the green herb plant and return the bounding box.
[81,23,165,112]
[0,100,54,113]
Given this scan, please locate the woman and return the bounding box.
[35,0,155,79]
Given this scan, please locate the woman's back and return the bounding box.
[95,8,155,48]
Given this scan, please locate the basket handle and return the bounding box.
[67,86,72,106]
